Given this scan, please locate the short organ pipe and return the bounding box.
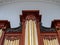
[4,39,19,45]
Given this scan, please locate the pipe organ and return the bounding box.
[0,10,60,45]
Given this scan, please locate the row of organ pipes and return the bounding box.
[4,38,19,45]
[43,38,59,45]
[25,20,38,45]
[0,29,20,45]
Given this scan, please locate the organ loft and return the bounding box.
[0,10,60,45]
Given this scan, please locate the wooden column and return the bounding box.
[22,20,25,45]
[57,30,60,44]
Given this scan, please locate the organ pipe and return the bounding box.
[0,29,3,38]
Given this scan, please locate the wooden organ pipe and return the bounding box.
[25,20,38,45]
[0,29,3,38]
[4,39,19,45]
[43,38,59,45]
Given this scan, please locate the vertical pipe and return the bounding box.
[17,40,19,45]
[31,20,33,45]
[15,40,16,45]
[0,29,2,38]
[25,20,28,45]
[51,39,53,45]
[34,21,38,45]
[29,20,32,45]
[6,39,9,45]
[55,38,59,45]
[34,20,38,45]
[53,39,55,45]
[13,40,14,45]
[54,39,56,45]
[50,40,52,45]
[8,40,11,45]
[43,39,47,45]
[52,39,54,45]
[13,40,15,45]
[32,20,36,45]
[12,40,13,45]
[16,39,19,45]
[4,39,6,45]
[46,39,47,45]
[10,40,12,45]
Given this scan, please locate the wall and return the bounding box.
[0,2,60,28]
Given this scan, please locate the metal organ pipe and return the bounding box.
[25,20,38,45]
[0,29,3,38]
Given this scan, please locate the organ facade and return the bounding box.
[0,10,60,45]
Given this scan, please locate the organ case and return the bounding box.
[0,10,60,45]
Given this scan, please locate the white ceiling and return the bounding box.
[0,0,60,6]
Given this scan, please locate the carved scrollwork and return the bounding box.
[5,36,20,41]
[26,15,36,21]
[44,35,57,40]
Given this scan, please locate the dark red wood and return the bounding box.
[36,21,41,45]
[51,19,60,28]
[0,20,10,29]
[20,10,41,22]
[0,20,10,45]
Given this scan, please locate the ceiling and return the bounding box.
[0,0,60,6]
